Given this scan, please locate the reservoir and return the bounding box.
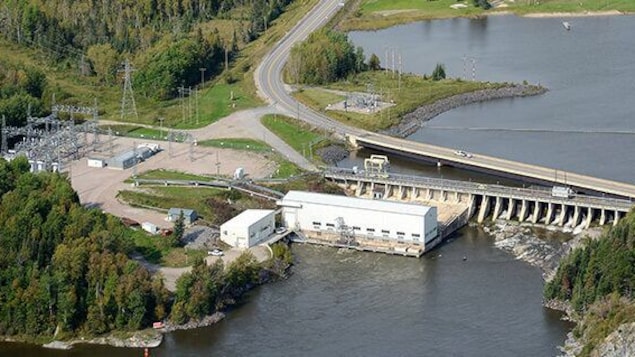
[5,14,633,356]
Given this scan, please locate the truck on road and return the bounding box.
[552,186,575,198]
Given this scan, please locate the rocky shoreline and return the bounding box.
[41,311,227,350]
[481,221,603,282]
[481,221,615,356]
[381,84,547,138]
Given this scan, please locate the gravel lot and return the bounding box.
[70,135,277,228]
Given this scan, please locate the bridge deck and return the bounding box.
[352,133,635,200]
[325,168,633,212]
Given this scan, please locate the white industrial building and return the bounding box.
[278,191,438,245]
[220,209,276,248]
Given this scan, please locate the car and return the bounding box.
[275,227,287,234]
[208,249,224,256]
[454,150,473,158]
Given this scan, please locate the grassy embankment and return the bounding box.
[261,114,332,162]
[293,71,508,131]
[339,0,635,31]
[197,137,304,177]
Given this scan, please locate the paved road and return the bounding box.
[254,0,635,199]
[255,0,365,138]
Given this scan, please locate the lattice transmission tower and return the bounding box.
[120,59,138,120]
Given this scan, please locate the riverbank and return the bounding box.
[337,0,633,31]
[382,84,546,137]
[481,221,603,281]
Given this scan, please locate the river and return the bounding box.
[349,15,635,184]
[4,14,632,357]
[0,231,571,357]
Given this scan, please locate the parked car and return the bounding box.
[275,227,287,234]
[208,249,224,256]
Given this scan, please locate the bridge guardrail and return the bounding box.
[324,168,634,211]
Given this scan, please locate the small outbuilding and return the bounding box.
[167,208,198,225]
[142,222,159,235]
[87,158,106,168]
[220,209,275,248]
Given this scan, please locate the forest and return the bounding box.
[545,210,635,355]
[0,62,48,127]
[0,157,169,337]
[0,0,294,105]
[0,159,292,341]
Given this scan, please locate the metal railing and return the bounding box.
[324,168,634,211]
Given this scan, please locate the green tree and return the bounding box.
[432,63,446,81]
[171,210,185,247]
[86,43,119,84]
[368,53,381,71]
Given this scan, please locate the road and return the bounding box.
[255,0,365,138]
[254,0,635,199]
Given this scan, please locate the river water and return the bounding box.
[349,15,635,184]
[5,14,633,357]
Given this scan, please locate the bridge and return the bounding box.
[254,0,635,202]
[324,168,633,228]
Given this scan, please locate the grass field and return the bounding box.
[261,114,329,158]
[340,0,635,30]
[134,169,213,181]
[198,138,273,152]
[293,71,507,131]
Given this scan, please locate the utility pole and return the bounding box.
[398,51,402,92]
[215,152,220,175]
[178,86,186,122]
[195,88,199,125]
[199,67,206,87]
[188,86,193,124]
[158,117,164,139]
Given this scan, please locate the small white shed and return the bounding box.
[87,158,106,168]
[220,209,275,248]
[142,222,159,235]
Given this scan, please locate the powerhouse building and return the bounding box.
[220,209,275,248]
[279,191,438,245]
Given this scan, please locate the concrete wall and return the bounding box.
[281,200,436,245]
[221,212,275,248]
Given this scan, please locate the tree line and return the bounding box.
[287,29,367,85]
[545,212,635,311]
[544,211,635,355]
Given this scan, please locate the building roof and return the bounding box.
[109,147,153,164]
[221,209,275,228]
[168,207,196,216]
[280,191,433,216]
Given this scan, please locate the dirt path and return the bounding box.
[134,245,272,292]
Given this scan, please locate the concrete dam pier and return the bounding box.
[325,168,633,231]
